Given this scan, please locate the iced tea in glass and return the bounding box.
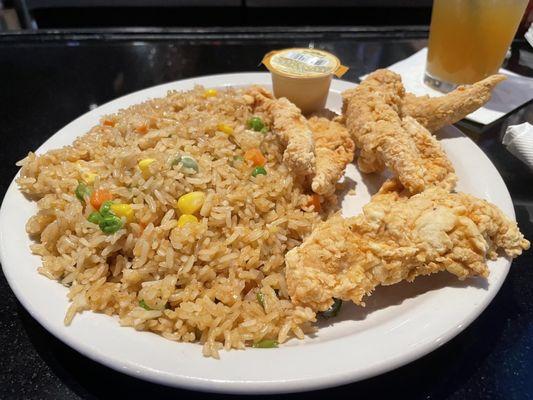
[425,0,529,92]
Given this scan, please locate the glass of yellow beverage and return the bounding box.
[425,0,529,92]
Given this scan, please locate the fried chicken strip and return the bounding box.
[286,180,529,311]
[402,74,506,132]
[342,69,405,174]
[308,116,355,196]
[402,116,457,190]
[342,69,455,193]
[248,86,315,175]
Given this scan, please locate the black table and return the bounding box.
[1,29,532,400]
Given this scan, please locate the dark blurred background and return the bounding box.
[2,0,531,35]
[0,0,441,30]
[2,0,531,37]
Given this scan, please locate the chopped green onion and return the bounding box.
[139,299,151,310]
[87,212,103,224]
[319,298,342,318]
[233,155,244,162]
[247,116,265,132]
[260,126,268,134]
[99,214,123,234]
[253,339,278,348]
[256,292,265,309]
[251,166,267,177]
[99,200,115,216]
[75,182,91,202]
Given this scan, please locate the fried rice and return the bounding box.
[16,86,322,358]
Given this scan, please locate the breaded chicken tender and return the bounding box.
[342,70,455,193]
[248,86,315,175]
[342,69,405,174]
[402,74,506,132]
[308,116,355,196]
[286,180,529,311]
[402,116,457,190]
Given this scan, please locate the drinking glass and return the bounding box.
[425,0,529,92]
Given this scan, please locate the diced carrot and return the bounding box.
[244,148,266,167]
[136,222,147,236]
[307,194,321,212]
[103,119,115,127]
[136,124,148,134]
[90,189,113,210]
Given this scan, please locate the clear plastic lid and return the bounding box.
[262,48,348,78]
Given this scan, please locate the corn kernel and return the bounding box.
[217,123,233,135]
[110,203,135,222]
[138,158,156,179]
[177,191,206,215]
[81,172,98,185]
[204,89,218,98]
[177,214,198,227]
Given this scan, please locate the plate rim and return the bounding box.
[0,72,515,394]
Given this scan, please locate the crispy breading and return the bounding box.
[286,180,529,311]
[402,116,457,190]
[342,69,405,174]
[342,69,455,193]
[402,74,506,132]
[248,86,315,175]
[308,116,355,196]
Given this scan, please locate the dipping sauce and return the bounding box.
[262,48,348,114]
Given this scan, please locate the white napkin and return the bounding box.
[503,122,533,169]
[526,22,533,48]
[361,48,533,125]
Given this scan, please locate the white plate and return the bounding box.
[0,73,516,394]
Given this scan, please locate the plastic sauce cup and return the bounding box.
[262,48,348,114]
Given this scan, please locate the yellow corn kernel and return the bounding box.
[110,203,135,222]
[217,123,233,135]
[138,158,156,179]
[81,172,98,185]
[204,88,218,98]
[177,191,206,215]
[177,214,198,227]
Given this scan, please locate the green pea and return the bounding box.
[75,182,91,202]
[99,214,123,234]
[247,116,265,132]
[256,292,265,309]
[252,339,278,348]
[99,200,115,216]
[172,154,199,172]
[139,299,151,310]
[87,212,103,224]
[251,166,267,177]
[319,298,342,318]
[181,156,199,172]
